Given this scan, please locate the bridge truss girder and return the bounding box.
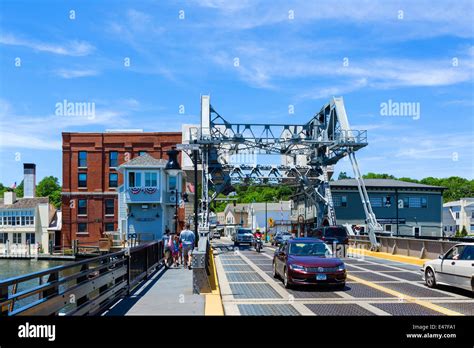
[181,95,382,250]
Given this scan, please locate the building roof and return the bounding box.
[224,203,250,215]
[330,179,444,190]
[48,210,62,231]
[444,199,474,208]
[119,153,168,169]
[250,201,291,212]
[0,197,49,209]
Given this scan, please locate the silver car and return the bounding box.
[233,228,253,246]
[421,243,474,293]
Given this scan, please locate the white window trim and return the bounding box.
[144,171,159,187]
[128,171,143,188]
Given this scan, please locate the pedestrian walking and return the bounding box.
[179,223,196,269]
[172,235,180,266]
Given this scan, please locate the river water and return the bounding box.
[0,259,72,313]
[0,259,69,280]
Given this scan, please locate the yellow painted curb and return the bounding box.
[347,247,429,266]
[205,248,224,316]
[347,274,463,316]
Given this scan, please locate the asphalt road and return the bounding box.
[211,237,474,316]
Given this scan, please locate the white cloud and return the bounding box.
[0,34,94,56]
[299,79,368,100]
[54,69,99,79]
[192,0,474,38]
[0,99,131,150]
[394,134,473,160]
[208,42,474,94]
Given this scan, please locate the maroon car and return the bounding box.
[273,238,346,289]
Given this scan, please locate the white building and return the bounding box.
[443,198,474,236]
[247,201,292,233]
[0,191,54,256]
[0,164,57,256]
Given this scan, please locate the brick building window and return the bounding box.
[78,151,87,167]
[105,199,114,215]
[110,151,118,167]
[78,223,87,234]
[78,199,87,215]
[109,173,118,188]
[105,223,115,232]
[78,173,87,188]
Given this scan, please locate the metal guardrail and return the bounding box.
[349,236,458,260]
[0,240,164,316]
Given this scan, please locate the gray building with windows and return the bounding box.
[291,179,445,237]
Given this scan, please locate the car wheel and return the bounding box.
[273,261,279,279]
[283,267,291,289]
[425,268,437,288]
[335,282,346,290]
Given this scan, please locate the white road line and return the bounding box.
[346,264,467,299]
[357,302,391,316]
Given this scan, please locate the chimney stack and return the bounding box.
[4,191,16,205]
[24,163,36,198]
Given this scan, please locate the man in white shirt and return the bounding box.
[179,223,196,269]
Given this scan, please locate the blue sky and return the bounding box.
[0,0,473,186]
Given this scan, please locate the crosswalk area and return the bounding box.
[212,239,474,316]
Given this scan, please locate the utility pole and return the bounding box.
[193,149,199,246]
[174,189,179,234]
[265,201,267,238]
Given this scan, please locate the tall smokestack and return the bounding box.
[24,163,36,198]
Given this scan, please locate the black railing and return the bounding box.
[0,240,163,316]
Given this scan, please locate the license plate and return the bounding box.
[316,274,327,281]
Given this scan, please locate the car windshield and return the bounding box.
[289,242,332,257]
[325,228,347,237]
[238,229,252,234]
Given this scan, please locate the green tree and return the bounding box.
[15,180,24,198]
[456,226,468,237]
[36,176,62,208]
[0,183,7,198]
[363,172,396,179]
[338,171,352,180]
[397,177,419,184]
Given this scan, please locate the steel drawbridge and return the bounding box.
[178,95,382,250]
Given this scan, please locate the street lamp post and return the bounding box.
[165,149,182,236]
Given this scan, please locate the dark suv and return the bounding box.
[308,226,349,245]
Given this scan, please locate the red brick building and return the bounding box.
[61,131,182,246]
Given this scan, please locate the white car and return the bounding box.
[421,243,473,293]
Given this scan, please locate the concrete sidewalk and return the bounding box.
[104,265,205,316]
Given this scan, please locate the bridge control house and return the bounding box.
[292,179,445,237]
[117,152,184,241]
